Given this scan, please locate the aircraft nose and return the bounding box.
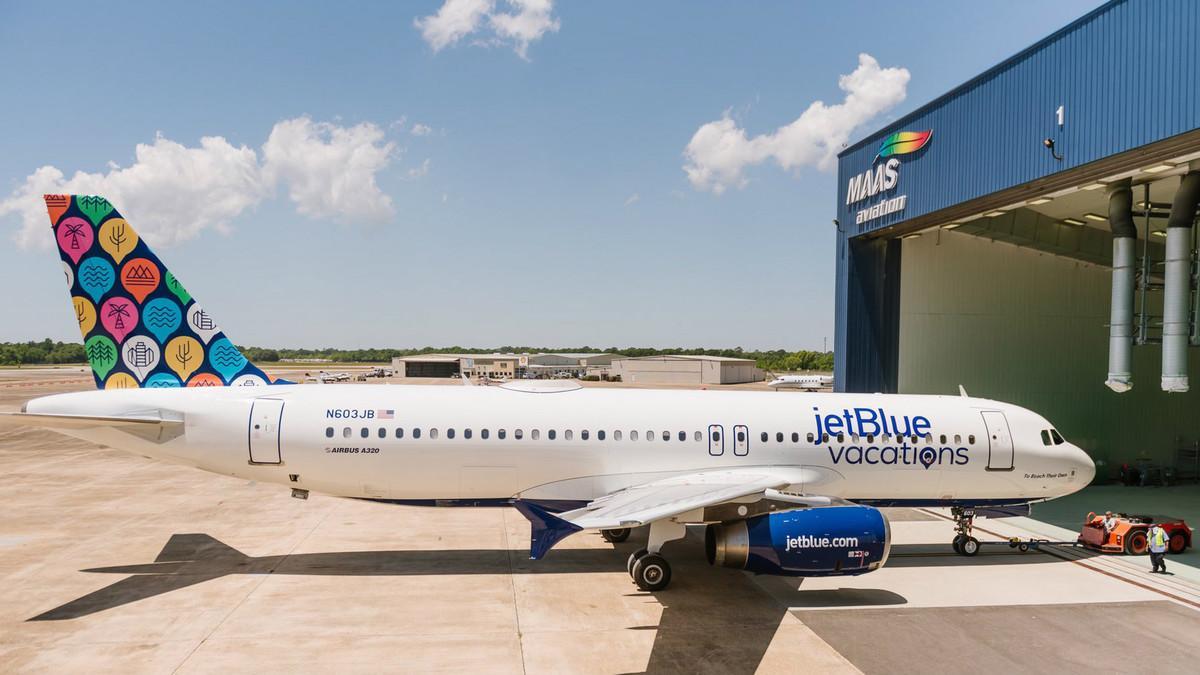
[1072,444,1096,486]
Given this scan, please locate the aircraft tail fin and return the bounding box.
[45,195,284,389]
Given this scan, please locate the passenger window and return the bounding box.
[430,428,439,439]
[882,434,890,443]
[646,430,653,441]
[822,433,829,443]
[1040,430,1051,446]
[924,434,932,443]
[761,431,769,443]
[939,434,946,444]
[631,430,639,441]
[447,428,456,439]
[598,430,606,441]
[791,432,799,443]
[360,427,369,438]
[852,434,860,443]
[343,427,352,438]
[325,427,334,438]
[968,434,975,444]
[736,430,746,443]
[694,431,701,441]
[837,434,844,443]
[614,430,622,441]
[565,430,573,441]
[776,432,783,443]
[498,429,505,439]
[954,434,961,444]
[413,428,421,439]
[678,431,685,441]
[549,430,556,440]
[481,429,489,440]
[395,428,404,439]
[662,430,670,441]
[807,432,814,443]
[378,428,386,438]
[867,435,874,443]
[710,430,719,442]
[1050,429,1065,445]
[581,430,589,441]
[464,428,473,439]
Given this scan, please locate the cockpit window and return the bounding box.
[1040,430,1051,446]
[1049,429,1065,445]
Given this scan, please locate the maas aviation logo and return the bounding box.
[845,130,933,222]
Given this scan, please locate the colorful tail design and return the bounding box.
[46,195,283,389]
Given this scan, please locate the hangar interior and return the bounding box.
[835,0,1200,477]
[898,157,1200,472]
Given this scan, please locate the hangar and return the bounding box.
[611,355,761,385]
[834,0,1200,475]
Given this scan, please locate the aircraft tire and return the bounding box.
[627,548,649,577]
[632,553,671,592]
[960,537,980,556]
[952,534,965,555]
[602,528,632,543]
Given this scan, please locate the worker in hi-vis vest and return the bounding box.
[1148,523,1169,574]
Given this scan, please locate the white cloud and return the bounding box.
[410,123,433,136]
[262,117,396,223]
[1,134,267,249]
[414,0,559,59]
[683,53,910,194]
[405,158,432,179]
[2,117,400,248]
[623,192,640,207]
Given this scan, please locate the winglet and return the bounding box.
[513,500,582,560]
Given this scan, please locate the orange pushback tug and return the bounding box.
[1079,512,1192,555]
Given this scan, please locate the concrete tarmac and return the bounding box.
[2,374,1199,674]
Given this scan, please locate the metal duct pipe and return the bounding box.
[1106,180,1136,392]
[1161,165,1200,392]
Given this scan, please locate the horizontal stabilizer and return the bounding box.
[0,410,183,430]
[513,500,582,560]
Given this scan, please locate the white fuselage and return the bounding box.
[24,384,1095,507]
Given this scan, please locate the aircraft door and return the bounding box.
[708,424,725,456]
[248,398,285,464]
[981,410,1014,471]
[733,424,749,456]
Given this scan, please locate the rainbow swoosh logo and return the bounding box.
[875,130,932,161]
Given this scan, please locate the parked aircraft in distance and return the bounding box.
[0,196,1095,591]
[768,374,834,391]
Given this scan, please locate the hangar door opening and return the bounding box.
[895,191,1200,474]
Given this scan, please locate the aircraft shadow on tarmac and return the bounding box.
[30,532,922,675]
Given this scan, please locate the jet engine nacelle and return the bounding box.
[705,505,890,577]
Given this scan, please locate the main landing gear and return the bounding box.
[623,520,686,591]
[601,528,631,543]
[951,507,980,556]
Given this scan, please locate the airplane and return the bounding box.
[0,195,1096,592]
[768,374,835,391]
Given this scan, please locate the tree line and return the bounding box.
[2,340,834,373]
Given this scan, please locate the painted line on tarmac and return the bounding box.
[919,508,1200,612]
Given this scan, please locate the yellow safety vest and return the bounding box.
[1152,528,1168,547]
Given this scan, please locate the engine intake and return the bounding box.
[705,505,891,576]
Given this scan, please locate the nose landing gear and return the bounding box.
[951,507,980,556]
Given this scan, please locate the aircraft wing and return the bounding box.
[514,467,814,559]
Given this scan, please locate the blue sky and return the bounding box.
[0,0,1103,350]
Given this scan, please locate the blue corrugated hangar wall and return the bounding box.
[833,0,1200,467]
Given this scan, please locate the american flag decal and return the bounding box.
[377,409,394,419]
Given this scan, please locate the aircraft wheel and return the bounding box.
[1018,543,1030,553]
[961,536,980,556]
[952,534,965,554]
[632,553,672,592]
[602,528,631,543]
[627,548,648,577]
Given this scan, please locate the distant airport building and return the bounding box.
[834,0,1200,472]
[526,353,619,378]
[392,354,527,379]
[611,355,761,385]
